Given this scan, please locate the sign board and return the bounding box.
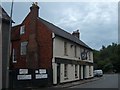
[19,69,28,74]
[81,52,87,60]
[17,75,32,80]
[36,74,48,79]
[39,69,46,74]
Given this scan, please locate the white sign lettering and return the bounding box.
[39,69,46,74]
[19,69,28,74]
[36,74,48,79]
[17,75,32,80]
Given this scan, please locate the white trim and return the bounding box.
[12,48,17,63]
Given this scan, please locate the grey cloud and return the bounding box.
[2,2,118,50]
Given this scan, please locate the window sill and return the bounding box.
[75,76,78,78]
[64,77,68,80]
[13,61,17,63]
[64,54,68,56]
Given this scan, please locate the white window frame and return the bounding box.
[21,41,28,55]
[20,25,25,35]
[12,48,17,63]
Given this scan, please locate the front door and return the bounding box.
[57,63,60,84]
[83,65,85,79]
[79,65,81,79]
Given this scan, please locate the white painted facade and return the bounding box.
[52,34,94,84]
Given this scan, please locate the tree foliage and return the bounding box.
[93,43,120,73]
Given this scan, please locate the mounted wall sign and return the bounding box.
[39,69,46,74]
[19,69,28,74]
[17,75,32,80]
[35,74,48,79]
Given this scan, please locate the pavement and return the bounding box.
[49,77,102,88]
[24,77,102,90]
[32,77,102,90]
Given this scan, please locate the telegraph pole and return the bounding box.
[6,0,14,89]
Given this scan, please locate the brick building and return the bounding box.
[11,3,93,88]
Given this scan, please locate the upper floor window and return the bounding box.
[21,41,28,55]
[79,48,82,60]
[88,51,91,60]
[20,25,25,35]
[74,46,77,57]
[12,48,17,63]
[64,42,68,56]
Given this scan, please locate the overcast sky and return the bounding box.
[1,1,118,50]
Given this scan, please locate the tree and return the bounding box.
[93,43,120,73]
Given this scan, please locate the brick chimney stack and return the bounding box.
[30,2,39,17]
[72,30,80,39]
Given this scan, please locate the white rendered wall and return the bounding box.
[52,61,57,84]
[80,65,83,79]
[85,65,89,79]
[60,64,79,83]
[53,36,81,60]
[91,66,94,77]
[52,35,94,84]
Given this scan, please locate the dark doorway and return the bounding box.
[83,65,86,79]
[57,63,60,84]
[79,65,81,80]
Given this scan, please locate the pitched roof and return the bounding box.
[1,6,10,20]
[0,6,14,22]
[38,18,92,50]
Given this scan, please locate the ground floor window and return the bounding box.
[89,66,92,76]
[64,64,68,78]
[75,65,78,78]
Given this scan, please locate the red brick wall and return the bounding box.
[11,5,53,69]
[11,25,28,69]
[37,19,53,69]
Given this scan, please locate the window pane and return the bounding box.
[12,48,17,63]
[64,42,68,56]
[20,25,25,35]
[75,46,77,57]
[64,64,68,77]
[75,65,78,77]
[21,41,28,55]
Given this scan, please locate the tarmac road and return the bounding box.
[70,74,118,88]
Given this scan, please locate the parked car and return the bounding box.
[94,70,103,77]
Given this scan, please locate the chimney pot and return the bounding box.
[72,30,80,39]
[30,2,39,19]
